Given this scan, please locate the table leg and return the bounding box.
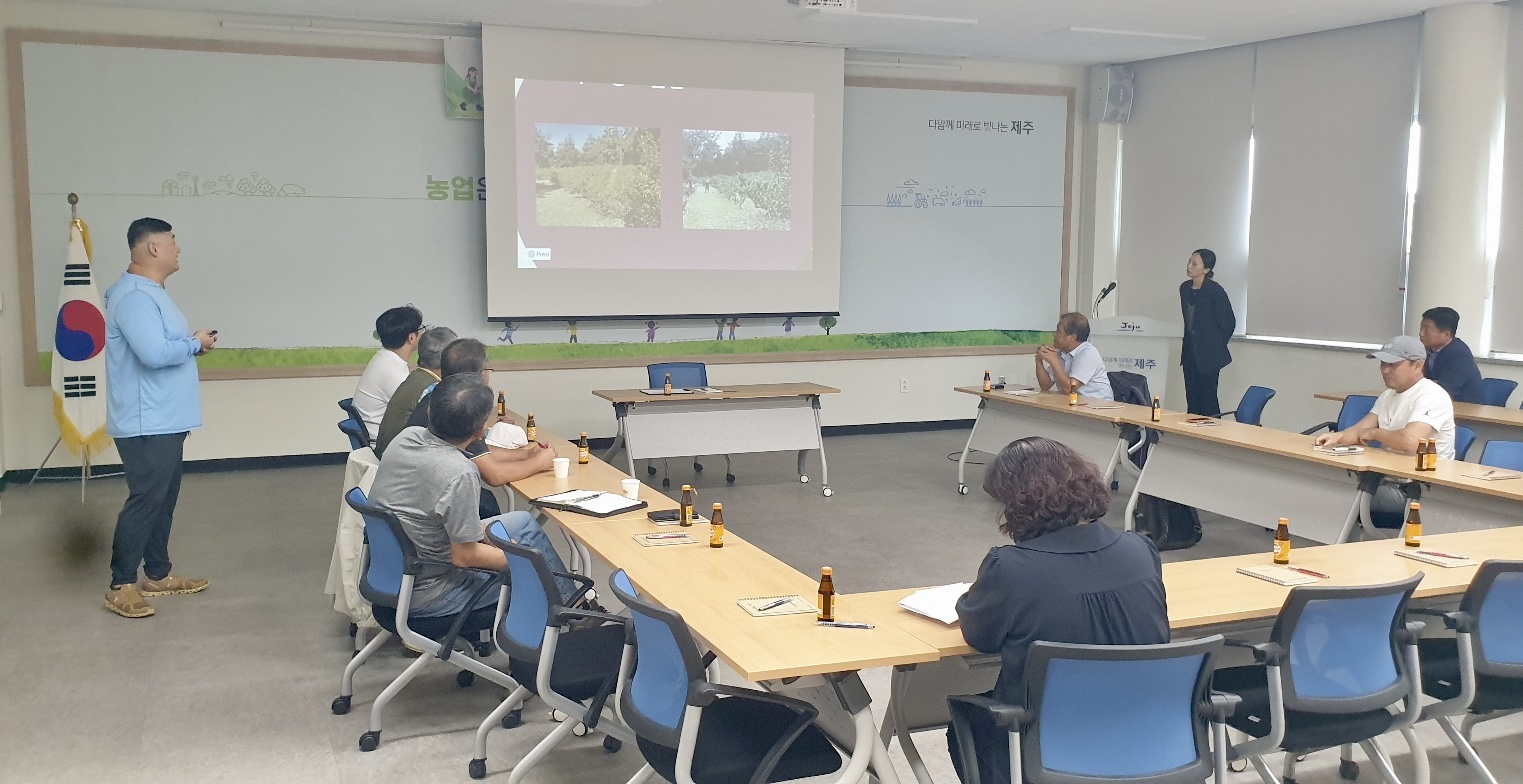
[956,401,986,496]
[888,665,936,784]
[764,672,903,784]
[811,396,832,497]
[603,403,628,462]
[1336,489,1367,544]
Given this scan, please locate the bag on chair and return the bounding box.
[1131,494,1202,551]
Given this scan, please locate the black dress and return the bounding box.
[1179,278,1236,416]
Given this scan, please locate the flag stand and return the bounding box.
[33,192,105,503]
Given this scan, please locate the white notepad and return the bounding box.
[1462,469,1522,481]
[738,595,815,617]
[897,583,971,625]
[634,532,699,547]
[535,490,645,516]
[1313,445,1365,456]
[1235,566,1322,586]
[1394,549,1477,568]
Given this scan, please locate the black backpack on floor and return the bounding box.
[1131,494,1202,551]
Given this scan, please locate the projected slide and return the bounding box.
[513,79,814,271]
[682,131,791,230]
[535,124,661,228]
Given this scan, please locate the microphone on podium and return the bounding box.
[1092,281,1118,317]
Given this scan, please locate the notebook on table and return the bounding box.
[1394,549,1478,568]
[737,595,815,617]
[533,490,648,518]
[897,583,971,625]
[1235,565,1322,586]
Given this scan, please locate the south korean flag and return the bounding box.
[51,217,110,459]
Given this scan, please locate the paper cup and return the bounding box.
[621,478,640,499]
[552,457,570,478]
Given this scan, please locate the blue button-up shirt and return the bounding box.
[104,272,202,438]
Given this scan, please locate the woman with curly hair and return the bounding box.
[948,436,1169,784]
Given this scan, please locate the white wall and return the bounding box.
[0,2,1088,470]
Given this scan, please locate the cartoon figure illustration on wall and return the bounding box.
[783,316,794,334]
[645,321,659,342]
[714,318,726,341]
[727,318,739,340]
[819,315,837,336]
[497,322,516,344]
[567,321,578,344]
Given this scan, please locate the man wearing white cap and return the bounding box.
[1314,335,1455,459]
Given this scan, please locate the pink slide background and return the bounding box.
[514,79,814,271]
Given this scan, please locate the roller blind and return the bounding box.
[1489,6,1523,354]
[1244,19,1419,343]
[1117,47,1254,324]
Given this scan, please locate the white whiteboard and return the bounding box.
[21,40,486,351]
[839,83,1069,333]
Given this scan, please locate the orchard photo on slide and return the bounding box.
[535,123,662,228]
[682,130,792,230]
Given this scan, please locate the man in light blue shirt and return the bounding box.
[1035,312,1114,400]
[102,218,217,619]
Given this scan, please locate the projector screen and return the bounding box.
[483,27,843,321]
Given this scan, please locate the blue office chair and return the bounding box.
[1481,378,1517,408]
[608,571,845,784]
[339,419,366,451]
[1224,386,1277,426]
[1455,426,1478,462]
[1479,440,1523,472]
[1212,575,1426,784]
[469,530,632,780]
[1411,560,1523,784]
[332,488,521,752]
[643,362,735,487]
[947,636,1237,784]
[339,398,371,448]
[1301,394,1377,436]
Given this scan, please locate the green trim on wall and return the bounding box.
[37,330,1050,374]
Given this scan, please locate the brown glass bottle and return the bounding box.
[1068,379,1080,407]
[578,432,590,465]
[679,485,694,527]
[817,567,836,622]
[1404,502,1422,548]
[1424,438,1439,471]
[982,370,992,393]
[1415,438,1429,471]
[525,413,536,443]
[1151,396,1162,423]
[709,503,725,548]
[496,391,506,417]
[1273,517,1291,564]
[664,373,673,396]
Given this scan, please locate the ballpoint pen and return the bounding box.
[644,533,691,541]
[756,598,791,612]
[1286,566,1330,579]
[817,621,874,629]
[565,493,601,504]
[1416,550,1468,560]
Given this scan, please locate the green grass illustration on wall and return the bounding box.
[36,330,1049,374]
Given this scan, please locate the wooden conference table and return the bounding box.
[855,526,1523,784]
[594,382,839,497]
[953,386,1155,493]
[957,386,1523,543]
[1316,389,1523,456]
[503,411,929,784]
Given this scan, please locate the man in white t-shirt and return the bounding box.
[1315,335,1456,459]
[353,305,424,441]
[1035,312,1114,400]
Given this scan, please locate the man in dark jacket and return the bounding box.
[1419,307,1485,405]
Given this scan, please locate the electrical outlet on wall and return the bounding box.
[899,378,909,393]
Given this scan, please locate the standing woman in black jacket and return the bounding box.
[1179,248,1236,416]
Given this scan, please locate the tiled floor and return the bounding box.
[1,429,1518,783]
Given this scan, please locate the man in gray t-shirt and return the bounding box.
[368,374,571,617]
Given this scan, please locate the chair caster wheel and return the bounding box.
[1338,759,1360,780]
[551,709,568,722]
[693,462,704,472]
[661,478,670,488]
[1228,760,1247,773]
[502,708,522,729]
[958,484,969,495]
[572,722,589,737]
[725,474,736,484]
[349,623,358,638]
[1111,480,1119,491]
[469,758,487,779]
[331,695,351,715]
[359,730,381,752]
[474,642,492,658]
[646,466,657,476]
[800,474,809,483]
[822,487,833,497]
[603,736,622,752]
[457,670,475,688]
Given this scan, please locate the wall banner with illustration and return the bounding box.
[444,36,483,120]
